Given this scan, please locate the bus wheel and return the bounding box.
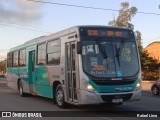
[113,102,123,106]
[55,84,66,108]
[19,81,25,97]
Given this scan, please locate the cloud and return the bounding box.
[0,0,42,24]
[0,49,7,61]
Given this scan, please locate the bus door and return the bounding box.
[28,51,36,94]
[65,41,78,103]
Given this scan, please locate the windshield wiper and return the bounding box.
[95,40,108,59]
[115,39,125,66]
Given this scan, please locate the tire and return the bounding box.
[19,81,26,97]
[55,84,66,108]
[113,102,123,106]
[152,86,159,95]
[102,102,123,107]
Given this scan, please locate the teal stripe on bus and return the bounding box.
[89,79,138,93]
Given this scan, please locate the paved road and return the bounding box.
[0,81,159,120]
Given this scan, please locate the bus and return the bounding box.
[6,26,141,107]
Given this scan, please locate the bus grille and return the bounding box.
[93,80,135,86]
[101,93,133,102]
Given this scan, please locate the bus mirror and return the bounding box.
[77,41,82,54]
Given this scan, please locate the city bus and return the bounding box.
[6,26,141,107]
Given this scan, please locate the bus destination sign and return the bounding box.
[87,29,130,38]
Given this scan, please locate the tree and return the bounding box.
[108,2,137,29]
[108,2,160,80]
[0,59,6,74]
[141,50,160,79]
[135,30,143,52]
[134,29,160,75]
[108,2,142,51]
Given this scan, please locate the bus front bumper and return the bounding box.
[79,89,141,104]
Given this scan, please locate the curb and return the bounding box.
[142,81,154,83]
[0,82,7,87]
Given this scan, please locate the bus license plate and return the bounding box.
[112,98,123,103]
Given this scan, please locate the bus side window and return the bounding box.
[37,43,46,65]
[7,52,13,67]
[19,49,26,66]
[47,39,61,65]
[13,51,19,67]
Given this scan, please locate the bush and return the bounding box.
[142,70,159,80]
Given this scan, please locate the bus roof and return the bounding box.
[8,25,132,52]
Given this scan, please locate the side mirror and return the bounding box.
[77,41,82,54]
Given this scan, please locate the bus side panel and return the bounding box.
[36,66,50,85]
[18,67,30,93]
[36,84,53,98]
[45,65,64,98]
[35,65,53,98]
[7,67,19,90]
[7,68,17,90]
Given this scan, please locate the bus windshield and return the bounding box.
[81,39,139,78]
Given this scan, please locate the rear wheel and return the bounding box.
[19,81,26,97]
[55,84,66,108]
[152,86,159,95]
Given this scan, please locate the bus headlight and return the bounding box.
[86,84,94,92]
[135,81,141,91]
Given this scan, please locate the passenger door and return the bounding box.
[65,41,78,103]
[28,51,36,94]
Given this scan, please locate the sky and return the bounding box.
[0,0,160,60]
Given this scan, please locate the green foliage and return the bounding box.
[140,50,160,80]
[0,59,6,74]
[108,2,137,29]
[142,70,159,80]
[141,50,159,70]
[134,29,160,77]
[135,30,143,52]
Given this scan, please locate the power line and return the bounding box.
[27,0,160,16]
[0,23,51,33]
[27,0,119,12]
[0,19,46,31]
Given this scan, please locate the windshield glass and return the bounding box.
[82,40,139,78]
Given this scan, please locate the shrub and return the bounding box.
[142,70,159,80]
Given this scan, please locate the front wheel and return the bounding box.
[152,86,159,95]
[112,102,123,106]
[55,84,66,108]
